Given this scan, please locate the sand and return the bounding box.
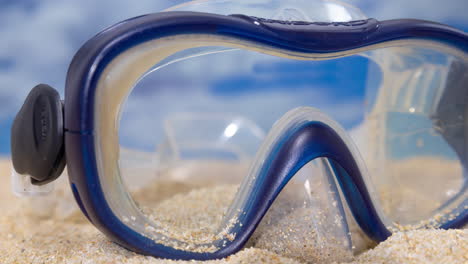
[1,160,467,264]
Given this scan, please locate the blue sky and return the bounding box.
[0,0,467,155]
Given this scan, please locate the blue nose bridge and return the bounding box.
[230,121,391,247]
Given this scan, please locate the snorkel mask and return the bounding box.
[9,0,467,262]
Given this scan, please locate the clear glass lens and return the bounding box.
[118,48,366,260]
[117,45,466,255]
[364,47,467,226]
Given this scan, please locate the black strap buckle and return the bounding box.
[11,84,66,185]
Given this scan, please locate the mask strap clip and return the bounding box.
[11,84,66,196]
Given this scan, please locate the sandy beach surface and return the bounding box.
[1,159,466,264]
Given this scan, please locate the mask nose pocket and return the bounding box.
[248,158,353,263]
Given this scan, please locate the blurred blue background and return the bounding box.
[0,0,467,156]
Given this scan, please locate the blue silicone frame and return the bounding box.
[63,11,468,260]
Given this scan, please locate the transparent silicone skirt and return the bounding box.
[52,0,468,262]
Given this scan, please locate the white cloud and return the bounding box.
[0,0,182,119]
[352,0,468,23]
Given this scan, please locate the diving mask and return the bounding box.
[10,0,467,261]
